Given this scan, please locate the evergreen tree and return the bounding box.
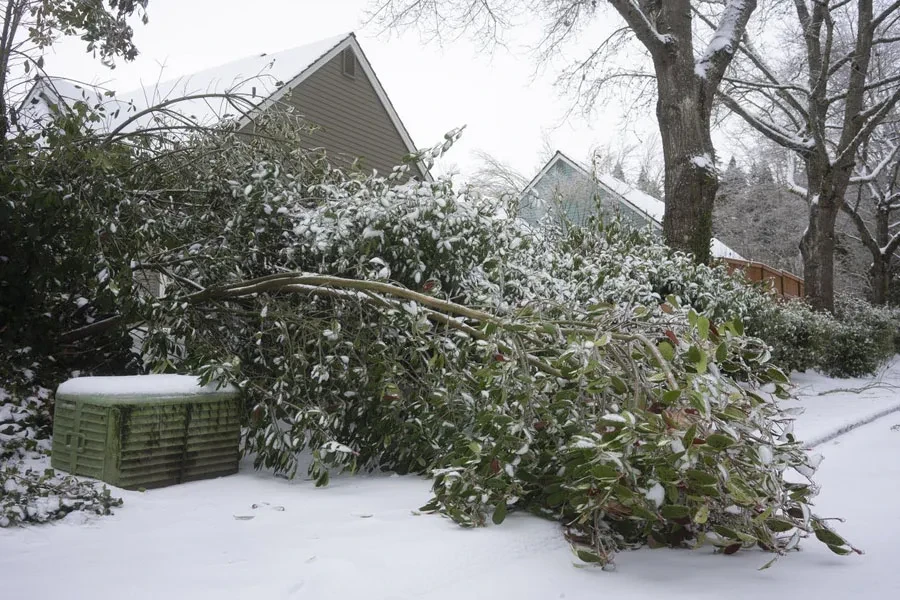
[636,165,662,199]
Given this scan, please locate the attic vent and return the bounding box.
[341,47,356,78]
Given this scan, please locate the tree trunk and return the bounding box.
[799,198,839,312]
[656,60,718,264]
[870,256,891,305]
[869,205,892,304]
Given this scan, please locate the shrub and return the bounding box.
[128,136,853,566]
[0,351,123,527]
[3,118,857,563]
[817,296,900,377]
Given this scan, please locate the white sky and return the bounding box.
[44,0,663,180]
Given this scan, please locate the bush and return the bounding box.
[818,296,900,377]
[124,135,855,566]
[2,118,859,563]
[0,351,123,527]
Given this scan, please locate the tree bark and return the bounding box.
[656,62,718,263]
[799,197,839,312]
[870,256,891,304]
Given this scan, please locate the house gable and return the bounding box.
[520,151,743,259]
[520,151,656,230]
[252,38,426,179]
[18,34,429,180]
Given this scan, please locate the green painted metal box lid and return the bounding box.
[52,375,241,490]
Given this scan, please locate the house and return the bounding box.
[520,151,743,260]
[19,32,429,180]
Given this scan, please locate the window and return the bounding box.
[341,48,356,78]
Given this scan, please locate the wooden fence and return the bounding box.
[721,258,805,299]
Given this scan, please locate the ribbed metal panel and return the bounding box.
[51,384,240,490]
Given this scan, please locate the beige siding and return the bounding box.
[248,51,423,179]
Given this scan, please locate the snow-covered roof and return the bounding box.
[18,32,425,175]
[22,33,348,131]
[523,151,743,260]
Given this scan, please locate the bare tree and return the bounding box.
[714,0,900,311]
[468,149,529,198]
[368,0,759,263]
[842,120,900,303]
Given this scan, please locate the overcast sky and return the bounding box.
[45,0,662,180]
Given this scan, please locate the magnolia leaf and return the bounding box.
[826,544,853,556]
[766,518,795,533]
[492,502,507,525]
[660,505,691,519]
[698,316,710,340]
[814,527,847,547]
[693,505,710,524]
[706,434,736,450]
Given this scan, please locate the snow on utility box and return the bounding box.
[51,375,240,490]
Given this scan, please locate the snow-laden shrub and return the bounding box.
[0,353,123,527]
[819,295,900,377]
[129,135,854,566]
[750,300,828,373]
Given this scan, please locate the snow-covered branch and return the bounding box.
[718,91,813,154]
[786,154,809,199]
[606,0,673,52]
[850,143,900,184]
[694,0,757,88]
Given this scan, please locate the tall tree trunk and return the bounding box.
[655,44,718,264]
[870,257,890,305]
[800,198,839,312]
[870,205,891,304]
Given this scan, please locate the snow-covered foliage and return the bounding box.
[0,114,867,564]
[0,354,122,528]
[111,129,855,566]
[753,296,900,378]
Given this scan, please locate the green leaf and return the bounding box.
[546,491,567,507]
[826,544,853,556]
[610,376,628,394]
[683,424,698,448]
[575,549,603,564]
[492,502,507,525]
[662,389,681,404]
[693,505,710,524]
[715,343,728,362]
[766,518,795,533]
[698,316,710,340]
[591,464,619,480]
[814,527,847,547]
[468,441,482,455]
[706,434,736,450]
[765,366,789,383]
[658,341,675,361]
[661,505,691,519]
[686,470,718,487]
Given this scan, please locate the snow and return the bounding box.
[56,375,237,398]
[690,154,715,171]
[788,356,900,446]
[3,366,900,598]
[21,33,349,133]
[694,0,747,78]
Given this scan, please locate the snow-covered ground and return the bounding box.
[2,364,899,600]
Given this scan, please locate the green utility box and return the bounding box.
[52,375,241,490]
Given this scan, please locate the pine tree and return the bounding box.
[636,165,662,199]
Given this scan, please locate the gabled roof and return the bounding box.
[19,33,429,178]
[523,150,743,260]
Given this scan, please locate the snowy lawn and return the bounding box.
[2,364,899,600]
